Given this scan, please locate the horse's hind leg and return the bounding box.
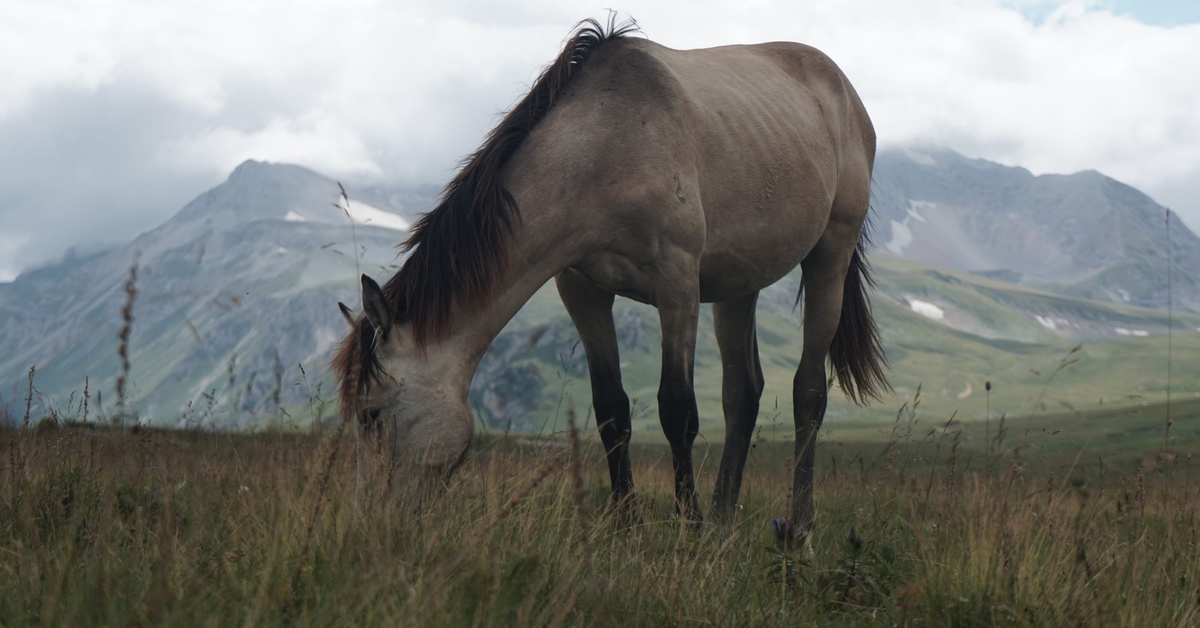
[790,233,857,549]
[556,270,639,524]
[710,291,765,525]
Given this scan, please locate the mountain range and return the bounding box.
[1,150,1196,434]
[871,149,1200,311]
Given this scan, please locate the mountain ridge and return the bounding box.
[870,149,1200,312]
[1,150,1195,431]
[0,160,409,426]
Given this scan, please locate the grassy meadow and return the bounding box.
[3,393,1199,626]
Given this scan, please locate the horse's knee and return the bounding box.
[594,390,630,427]
[657,386,698,434]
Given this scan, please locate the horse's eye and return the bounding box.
[360,408,382,424]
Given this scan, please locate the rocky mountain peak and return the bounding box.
[173,160,341,226]
[871,148,1200,311]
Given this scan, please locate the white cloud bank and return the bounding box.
[0,0,1198,280]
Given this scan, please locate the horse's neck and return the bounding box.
[441,201,569,396]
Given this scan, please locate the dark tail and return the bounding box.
[829,235,890,405]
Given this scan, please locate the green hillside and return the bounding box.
[475,255,1200,443]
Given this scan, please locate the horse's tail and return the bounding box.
[829,233,890,405]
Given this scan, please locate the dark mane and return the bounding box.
[333,17,638,417]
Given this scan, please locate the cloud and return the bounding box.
[0,232,30,282]
[0,0,1198,280]
[0,79,216,280]
[155,114,385,180]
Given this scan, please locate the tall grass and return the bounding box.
[2,416,1197,626]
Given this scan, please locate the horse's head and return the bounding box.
[333,275,473,485]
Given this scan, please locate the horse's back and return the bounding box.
[527,37,875,302]
[592,38,873,161]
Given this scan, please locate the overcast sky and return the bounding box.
[1,0,1198,282]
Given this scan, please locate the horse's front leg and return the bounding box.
[555,270,640,525]
[654,267,703,523]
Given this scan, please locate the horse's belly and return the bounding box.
[696,205,825,302]
[574,227,816,305]
[572,199,822,305]
[697,245,806,303]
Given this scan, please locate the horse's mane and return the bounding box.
[333,17,638,416]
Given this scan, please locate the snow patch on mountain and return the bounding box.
[1035,315,1072,331]
[343,200,409,231]
[909,298,945,320]
[886,201,933,255]
[285,200,407,231]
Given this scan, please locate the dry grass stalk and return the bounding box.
[115,254,139,428]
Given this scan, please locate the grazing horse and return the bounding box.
[331,18,888,545]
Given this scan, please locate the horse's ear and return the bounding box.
[360,274,392,342]
[337,302,359,327]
